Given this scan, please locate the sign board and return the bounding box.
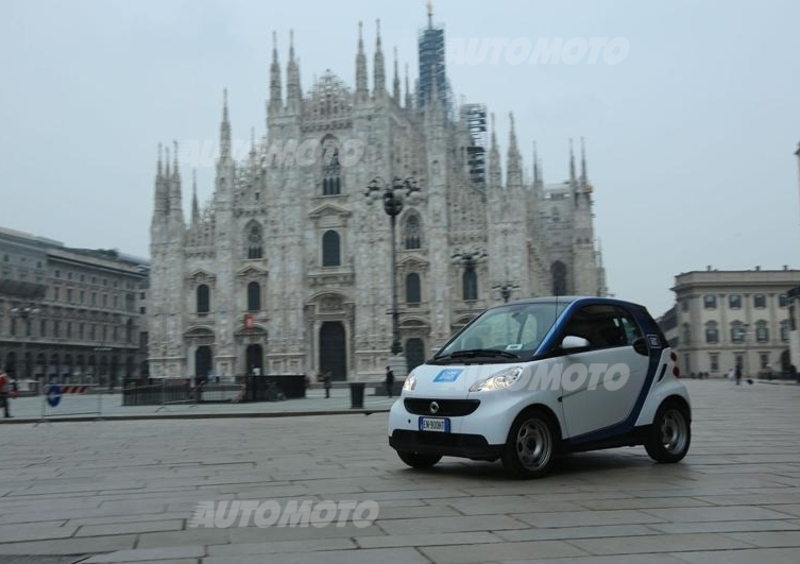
[47,383,61,407]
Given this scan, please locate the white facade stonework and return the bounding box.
[148,18,606,382]
[671,268,798,378]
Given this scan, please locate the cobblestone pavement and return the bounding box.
[1,379,800,563]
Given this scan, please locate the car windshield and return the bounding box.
[433,301,571,362]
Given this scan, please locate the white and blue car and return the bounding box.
[388,296,691,478]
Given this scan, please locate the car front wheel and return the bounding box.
[645,402,691,463]
[397,451,442,469]
[502,408,558,479]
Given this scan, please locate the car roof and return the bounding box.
[489,296,646,310]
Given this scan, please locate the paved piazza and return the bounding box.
[2,380,800,563]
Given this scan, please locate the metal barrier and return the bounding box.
[153,379,198,412]
[35,383,103,426]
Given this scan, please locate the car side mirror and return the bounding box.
[632,337,649,356]
[561,335,590,350]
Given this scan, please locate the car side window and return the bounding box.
[562,305,638,351]
[615,307,643,345]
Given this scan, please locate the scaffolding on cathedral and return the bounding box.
[462,103,488,189]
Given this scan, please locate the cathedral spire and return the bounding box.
[355,21,368,104]
[172,140,180,179]
[269,31,282,115]
[164,144,171,178]
[580,136,587,185]
[533,141,539,186]
[506,113,522,188]
[153,143,168,218]
[489,112,502,189]
[191,169,200,226]
[220,88,232,161]
[393,46,401,101]
[168,140,184,228]
[569,138,576,183]
[250,127,256,157]
[286,30,302,112]
[404,63,412,109]
[373,19,386,97]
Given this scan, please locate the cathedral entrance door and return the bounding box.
[195,346,213,382]
[246,344,263,375]
[406,338,425,373]
[319,321,346,381]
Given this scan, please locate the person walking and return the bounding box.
[322,367,332,398]
[0,369,12,418]
[385,366,395,398]
[735,364,742,386]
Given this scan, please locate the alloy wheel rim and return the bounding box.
[660,409,688,454]
[516,419,552,470]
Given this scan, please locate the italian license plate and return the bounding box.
[419,417,450,433]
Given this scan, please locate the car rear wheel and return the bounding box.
[645,402,691,463]
[397,451,442,469]
[502,408,558,479]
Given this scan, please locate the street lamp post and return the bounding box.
[10,305,40,384]
[364,175,421,357]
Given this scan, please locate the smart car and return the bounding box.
[387,296,691,478]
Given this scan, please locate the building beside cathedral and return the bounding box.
[148,11,607,382]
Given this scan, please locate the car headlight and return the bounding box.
[403,375,416,391]
[469,366,524,392]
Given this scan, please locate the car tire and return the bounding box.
[502,408,559,479]
[397,451,442,469]
[645,401,691,463]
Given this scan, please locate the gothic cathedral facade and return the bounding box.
[148,15,607,382]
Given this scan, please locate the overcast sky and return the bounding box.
[1,0,799,316]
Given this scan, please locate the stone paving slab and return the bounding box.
[1,380,800,562]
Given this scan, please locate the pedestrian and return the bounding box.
[0,369,12,418]
[385,365,395,398]
[735,365,742,385]
[322,367,332,398]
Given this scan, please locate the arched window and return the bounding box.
[322,230,341,266]
[406,273,421,305]
[247,281,261,312]
[321,136,341,195]
[551,261,567,295]
[705,321,718,344]
[463,269,478,301]
[197,284,210,314]
[246,222,263,259]
[404,214,422,249]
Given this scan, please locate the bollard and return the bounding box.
[349,382,365,409]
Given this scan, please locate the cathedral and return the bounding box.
[148,11,607,382]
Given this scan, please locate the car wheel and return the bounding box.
[502,408,558,479]
[397,451,442,469]
[645,402,691,463]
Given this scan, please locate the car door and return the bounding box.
[557,304,650,438]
